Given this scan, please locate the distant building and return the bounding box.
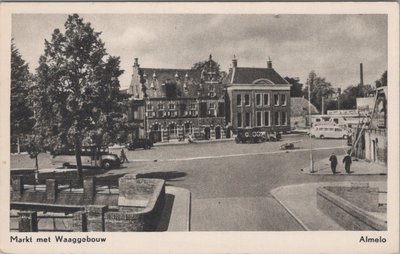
[290,97,319,129]
[127,55,226,142]
[223,57,292,134]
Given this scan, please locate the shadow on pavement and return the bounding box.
[136,171,187,182]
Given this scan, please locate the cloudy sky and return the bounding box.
[12,14,387,90]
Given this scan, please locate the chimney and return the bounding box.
[267,57,272,69]
[360,63,363,86]
[232,55,238,68]
[133,58,139,67]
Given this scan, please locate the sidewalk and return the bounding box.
[303,157,387,175]
[271,181,386,231]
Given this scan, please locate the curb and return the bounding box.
[270,187,309,231]
[165,186,191,231]
[154,139,234,147]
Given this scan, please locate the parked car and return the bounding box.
[235,128,281,144]
[51,145,122,170]
[125,139,153,150]
[308,125,349,139]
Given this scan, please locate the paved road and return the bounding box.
[10,134,386,231]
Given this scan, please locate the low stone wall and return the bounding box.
[10,174,166,232]
[317,185,386,231]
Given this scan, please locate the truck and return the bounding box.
[235,128,281,144]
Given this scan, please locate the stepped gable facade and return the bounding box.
[127,55,227,142]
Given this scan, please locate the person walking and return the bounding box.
[329,152,338,174]
[342,152,352,174]
[120,148,129,163]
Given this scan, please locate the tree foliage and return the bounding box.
[11,40,34,150]
[284,76,304,97]
[339,84,374,110]
[32,14,124,180]
[375,70,387,88]
[303,71,335,113]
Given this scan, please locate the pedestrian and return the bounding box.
[120,148,129,163]
[329,152,338,174]
[342,152,352,174]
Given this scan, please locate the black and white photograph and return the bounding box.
[1,2,399,254]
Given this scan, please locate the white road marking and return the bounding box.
[130,145,347,163]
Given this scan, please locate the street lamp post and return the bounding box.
[308,83,314,173]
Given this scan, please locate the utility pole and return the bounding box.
[308,83,314,173]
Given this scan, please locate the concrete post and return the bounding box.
[73,211,87,232]
[46,179,58,203]
[85,205,107,232]
[11,175,24,200]
[83,177,96,204]
[18,211,38,232]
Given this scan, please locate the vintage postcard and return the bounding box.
[0,2,398,253]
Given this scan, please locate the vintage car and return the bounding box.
[125,138,153,150]
[235,128,281,144]
[51,145,122,170]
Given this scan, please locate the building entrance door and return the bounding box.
[215,126,221,139]
[151,124,162,143]
[204,127,211,140]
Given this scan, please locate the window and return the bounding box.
[190,103,196,109]
[264,111,270,126]
[244,94,250,106]
[264,93,270,106]
[147,104,153,110]
[209,85,215,97]
[169,104,175,110]
[237,94,242,106]
[274,94,279,106]
[147,111,155,118]
[190,110,197,116]
[256,111,262,127]
[281,94,286,106]
[245,112,251,127]
[158,111,163,117]
[209,103,215,109]
[158,104,164,110]
[256,94,262,106]
[281,111,287,126]
[335,128,341,131]
[237,112,242,127]
[274,111,280,126]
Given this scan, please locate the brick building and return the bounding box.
[223,57,292,135]
[127,55,226,142]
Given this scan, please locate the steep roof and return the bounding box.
[230,67,289,85]
[290,97,319,116]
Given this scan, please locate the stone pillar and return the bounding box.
[83,177,96,204]
[85,205,107,232]
[210,129,215,140]
[18,211,38,232]
[73,211,87,232]
[162,128,169,142]
[46,179,58,203]
[178,127,184,140]
[221,128,226,139]
[160,128,163,142]
[11,175,24,200]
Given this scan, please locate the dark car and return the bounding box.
[126,139,153,150]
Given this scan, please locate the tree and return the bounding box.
[11,40,34,153]
[339,83,374,110]
[303,71,335,113]
[32,14,124,182]
[375,71,387,88]
[191,55,222,82]
[284,76,304,97]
